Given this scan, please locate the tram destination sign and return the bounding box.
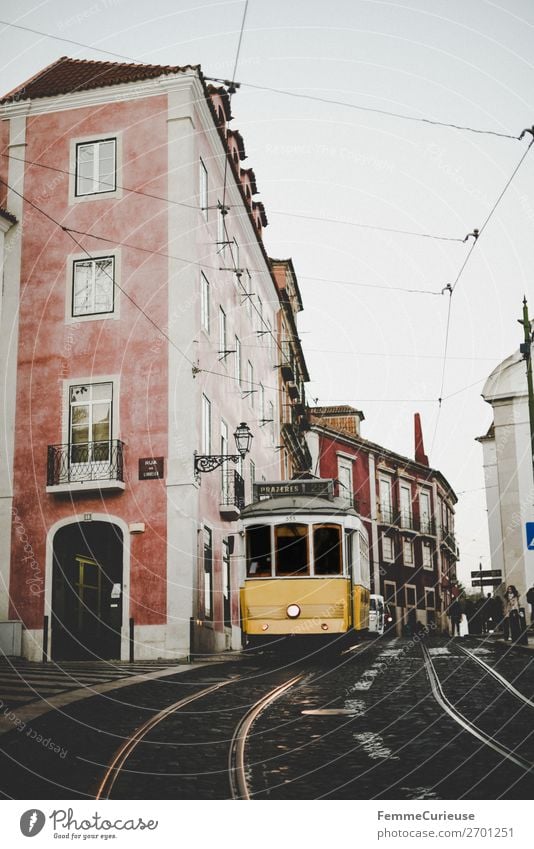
[470,569,502,579]
[253,479,334,500]
[138,457,164,480]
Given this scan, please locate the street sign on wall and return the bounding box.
[470,569,502,579]
[526,522,534,550]
[139,457,164,480]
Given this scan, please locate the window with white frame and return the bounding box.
[234,336,242,386]
[201,273,210,333]
[337,458,353,504]
[384,580,396,606]
[403,538,414,566]
[200,158,208,220]
[379,477,393,523]
[247,361,254,406]
[422,540,433,570]
[259,383,265,422]
[72,256,114,317]
[219,307,227,357]
[420,489,432,534]
[69,382,113,466]
[201,394,211,454]
[399,483,412,527]
[249,459,256,502]
[425,588,435,609]
[75,139,116,196]
[382,534,394,562]
[405,584,416,608]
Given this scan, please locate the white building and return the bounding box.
[478,347,534,600]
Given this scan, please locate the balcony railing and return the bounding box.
[379,505,396,525]
[441,528,457,552]
[398,510,416,531]
[47,440,124,487]
[419,516,436,536]
[220,468,245,513]
[379,506,436,535]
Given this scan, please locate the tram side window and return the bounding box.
[313,524,342,575]
[359,532,371,586]
[246,525,272,577]
[275,523,309,576]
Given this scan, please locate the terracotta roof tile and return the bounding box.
[1,56,199,104]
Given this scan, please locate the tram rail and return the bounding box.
[96,672,305,800]
[421,643,533,776]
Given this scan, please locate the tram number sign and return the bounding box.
[139,457,164,480]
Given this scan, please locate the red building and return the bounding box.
[307,408,458,633]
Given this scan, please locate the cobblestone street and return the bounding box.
[0,635,532,800]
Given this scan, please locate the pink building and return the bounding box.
[0,58,283,660]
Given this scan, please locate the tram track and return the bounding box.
[96,669,306,800]
[455,644,534,708]
[421,643,534,777]
[229,674,304,799]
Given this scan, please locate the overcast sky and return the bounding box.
[2,0,534,586]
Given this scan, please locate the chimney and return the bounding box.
[414,413,429,466]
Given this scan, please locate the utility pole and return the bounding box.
[518,296,534,473]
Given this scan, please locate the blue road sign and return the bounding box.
[526,522,534,550]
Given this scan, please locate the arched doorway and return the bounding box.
[51,521,123,660]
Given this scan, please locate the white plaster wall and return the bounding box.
[0,111,25,621]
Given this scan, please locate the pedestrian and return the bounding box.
[504,585,527,643]
[527,584,534,625]
[481,593,494,634]
[448,598,462,637]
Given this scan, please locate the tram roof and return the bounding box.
[241,495,359,518]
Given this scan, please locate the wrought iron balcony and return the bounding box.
[47,440,125,491]
[419,516,437,536]
[440,528,457,553]
[220,469,245,519]
[398,510,416,532]
[378,505,396,525]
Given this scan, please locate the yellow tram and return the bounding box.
[239,479,371,646]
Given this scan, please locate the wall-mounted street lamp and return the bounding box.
[194,422,253,482]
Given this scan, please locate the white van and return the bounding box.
[368,594,385,636]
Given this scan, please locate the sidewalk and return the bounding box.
[480,631,534,654]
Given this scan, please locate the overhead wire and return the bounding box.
[269,209,466,242]
[431,137,534,452]
[206,77,523,141]
[0,17,527,143]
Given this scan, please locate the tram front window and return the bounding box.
[275,523,309,576]
[246,525,272,577]
[313,524,342,575]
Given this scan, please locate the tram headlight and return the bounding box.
[286,604,301,619]
[261,624,269,631]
